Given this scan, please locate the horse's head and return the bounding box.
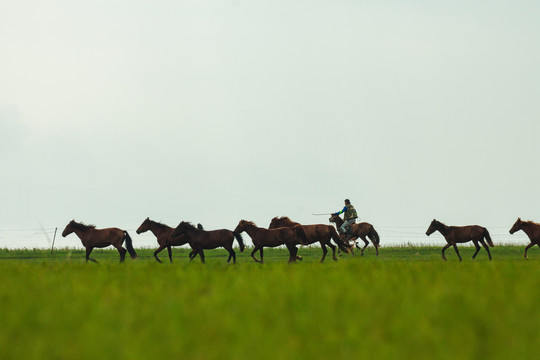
[234,220,255,234]
[268,217,280,229]
[172,221,197,238]
[329,214,340,223]
[62,220,76,237]
[234,220,247,234]
[136,217,151,234]
[426,219,439,236]
[509,218,523,234]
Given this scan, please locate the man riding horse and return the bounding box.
[332,199,358,236]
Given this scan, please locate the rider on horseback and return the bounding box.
[332,199,358,235]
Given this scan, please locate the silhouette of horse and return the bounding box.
[268,216,350,262]
[171,221,245,264]
[426,219,494,261]
[234,220,305,263]
[62,220,137,263]
[329,214,380,256]
[510,218,540,259]
[136,218,203,263]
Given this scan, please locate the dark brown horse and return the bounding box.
[268,216,350,262]
[509,218,540,259]
[426,219,494,261]
[136,218,203,263]
[171,221,245,264]
[329,214,380,256]
[234,220,305,263]
[62,220,137,263]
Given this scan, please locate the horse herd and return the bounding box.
[60,216,540,263]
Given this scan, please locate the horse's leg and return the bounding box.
[524,242,535,259]
[472,240,481,259]
[118,246,127,263]
[153,244,166,263]
[85,247,97,263]
[226,247,236,264]
[373,238,379,256]
[286,244,297,263]
[479,239,492,260]
[259,247,264,263]
[189,249,197,261]
[441,243,451,261]
[368,234,379,256]
[320,242,328,263]
[198,249,205,264]
[327,241,337,261]
[452,243,462,262]
[167,246,173,263]
[251,246,261,263]
[359,236,369,256]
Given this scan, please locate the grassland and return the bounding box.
[1,245,540,359]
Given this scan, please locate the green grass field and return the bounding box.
[1,245,540,359]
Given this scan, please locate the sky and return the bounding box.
[1,0,539,249]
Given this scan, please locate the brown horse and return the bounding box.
[136,218,203,263]
[234,220,305,263]
[509,218,540,259]
[268,216,350,262]
[329,214,380,256]
[426,219,494,261]
[171,221,245,264]
[62,220,137,263]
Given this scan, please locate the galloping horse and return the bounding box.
[62,220,137,263]
[136,218,203,263]
[329,214,380,256]
[171,221,245,264]
[426,219,494,261]
[268,216,350,262]
[234,220,305,263]
[509,218,540,259]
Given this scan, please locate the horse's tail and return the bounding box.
[123,231,138,259]
[293,225,307,245]
[330,226,351,253]
[368,226,380,248]
[484,228,494,247]
[233,231,245,252]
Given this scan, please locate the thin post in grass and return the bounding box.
[51,227,57,254]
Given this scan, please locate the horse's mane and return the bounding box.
[272,216,299,225]
[241,220,257,226]
[197,223,204,230]
[430,219,450,233]
[178,221,201,231]
[148,219,171,229]
[71,221,96,230]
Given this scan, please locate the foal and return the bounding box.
[426,219,494,261]
[509,218,540,259]
[136,218,202,263]
[62,220,137,263]
[269,216,350,262]
[171,221,245,264]
[234,220,305,263]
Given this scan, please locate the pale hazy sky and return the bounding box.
[1,0,539,248]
